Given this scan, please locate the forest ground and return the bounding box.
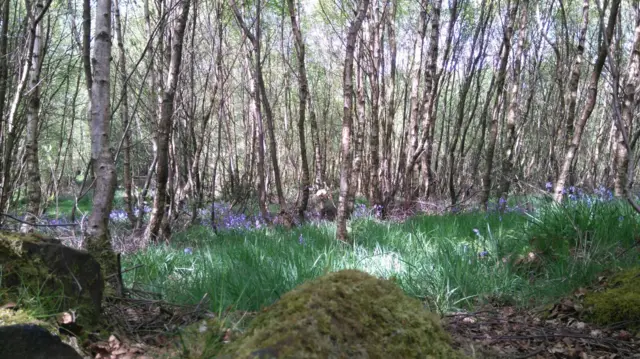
[5,190,640,358]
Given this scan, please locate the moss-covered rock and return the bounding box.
[0,308,83,358]
[0,231,103,328]
[0,324,82,359]
[584,268,640,330]
[0,308,56,332]
[217,270,466,359]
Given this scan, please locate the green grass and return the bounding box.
[44,190,130,217]
[46,195,92,217]
[122,199,640,317]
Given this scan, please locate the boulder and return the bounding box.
[217,270,466,359]
[0,231,103,327]
[0,324,82,359]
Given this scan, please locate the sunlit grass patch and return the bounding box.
[123,199,640,318]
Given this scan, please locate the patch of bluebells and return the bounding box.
[109,209,128,222]
[133,205,152,218]
[351,203,383,219]
[197,202,268,231]
[547,183,617,206]
[482,200,530,215]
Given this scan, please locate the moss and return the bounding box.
[584,268,640,330]
[0,308,57,334]
[84,232,119,298]
[217,270,466,359]
[174,318,227,358]
[0,231,103,329]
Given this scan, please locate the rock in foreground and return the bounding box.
[584,267,640,330]
[0,324,82,359]
[218,270,466,359]
[0,231,103,327]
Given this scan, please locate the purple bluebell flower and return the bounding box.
[184,247,193,255]
[545,182,553,191]
[478,250,489,258]
[298,234,305,245]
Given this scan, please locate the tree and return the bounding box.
[336,0,370,242]
[114,0,136,225]
[145,0,191,242]
[479,0,519,210]
[22,0,50,230]
[497,0,529,205]
[287,0,311,222]
[554,0,621,202]
[613,0,640,197]
[83,0,120,293]
[231,0,286,212]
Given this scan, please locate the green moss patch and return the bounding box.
[584,268,640,330]
[0,231,103,328]
[217,270,466,359]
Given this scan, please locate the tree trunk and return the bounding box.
[336,0,369,242]
[419,0,443,198]
[614,0,640,196]
[114,0,136,225]
[287,0,310,222]
[563,0,590,156]
[554,0,621,202]
[479,0,519,210]
[402,12,426,200]
[145,0,190,242]
[448,0,491,206]
[22,0,47,230]
[382,0,397,208]
[84,0,120,295]
[0,0,11,221]
[368,0,382,214]
[497,0,528,204]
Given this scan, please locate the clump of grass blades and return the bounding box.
[526,199,638,259]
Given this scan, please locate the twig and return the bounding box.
[514,348,545,359]
[194,293,208,313]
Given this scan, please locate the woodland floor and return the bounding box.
[7,192,640,358]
